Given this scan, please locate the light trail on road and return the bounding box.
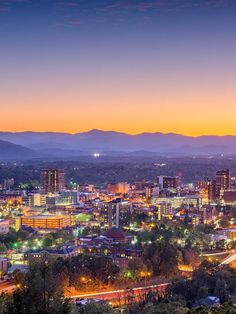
[68,283,170,305]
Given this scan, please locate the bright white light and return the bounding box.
[93,153,100,158]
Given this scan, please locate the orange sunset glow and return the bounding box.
[1,0,236,136]
[1,72,235,135]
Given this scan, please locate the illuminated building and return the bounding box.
[156,203,173,220]
[41,169,65,194]
[223,191,236,205]
[15,217,21,231]
[0,258,8,274]
[208,180,217,202]
[103,227,128,244]
[157,176,178,189]
[3,195,22,206]
[0,219,10,234]
[199,206,217,224]
[191,215,200,226]
[23,193,46,207]
[20,214,73,230]
[145,184,159,199]
[45,191,78,207]
[25,248,77,262]
[102,199,132,228]
[197,181,210,190]
[78,192,98,202]
[216,169,230,191]
[2,178,14,190]
[104,202,120,228]
[230,176,236,189]
[107,182,130,194]
[153,196,200,209]
[207,170,230,202]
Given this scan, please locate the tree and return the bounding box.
[144,241,178,276]
[182,249,200,268]
[43,237,53,248]
[13,269,25,287]
[0,243,7,252]
[79,302,115,314]
[133,213,149,226]
[219,216,230,229]
[1,259,69,314]
[214,278,229,303]
[170,261,236,307]
[129,300,189,314]
[127,258,148,280]
[153,301,188,314]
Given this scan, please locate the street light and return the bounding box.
[81,276,86,282]
[140,270,151,299]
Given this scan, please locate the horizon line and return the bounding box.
[0,129,236,138]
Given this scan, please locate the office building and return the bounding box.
[20,214,72,230]
[223,191,236,205]
[208,170,230,202]
[23,193,46,207]
[157,176,178,190]
[216,169,230,191]
[102,199,132,228]
[0,220,10,234]
[107,182,130,194]
[41,169,65,194]
[0,258,8,274]
[208,180,217,202]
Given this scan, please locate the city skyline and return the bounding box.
[0,0,236,136]
[1,2,236,310]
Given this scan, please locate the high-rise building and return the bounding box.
[41,169,65,194]
[102,199,131,228]
[216,169,230,191]
[145,186,159,199]
[208,180,217,202]
[157,176,178,189]
[223,191,236,205]
[2,178,15,190]
[22,193,46,207]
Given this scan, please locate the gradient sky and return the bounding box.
[0,0,236,135]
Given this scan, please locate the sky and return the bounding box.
[0,0,236,136]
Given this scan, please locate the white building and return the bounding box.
[0,220,10,234]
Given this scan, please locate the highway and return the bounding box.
[221,253,236,265]
[68,283,170,306]
[0,280,16,293]
[0,278,170,305]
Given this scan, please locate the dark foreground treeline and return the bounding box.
[1,258,236,314]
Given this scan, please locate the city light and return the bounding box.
[93,153,100,158]
[0,1,236,312]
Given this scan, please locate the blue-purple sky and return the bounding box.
[1,0,236,135]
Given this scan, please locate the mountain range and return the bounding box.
[1,130,236,160]
[0,140,37,160]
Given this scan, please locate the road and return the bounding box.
[221,252,236,265]
[69,283,170,306]
[0,280,16,293]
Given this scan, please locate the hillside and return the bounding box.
[0,140,37,160]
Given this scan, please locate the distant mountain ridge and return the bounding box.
[0,139,37,160]
[0,130,236,158]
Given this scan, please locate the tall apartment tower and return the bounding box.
[157,176,178,190]
[41,169,65,194]
[107,202,120,229]
[216,169,230,191]
[208,180,217,202]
